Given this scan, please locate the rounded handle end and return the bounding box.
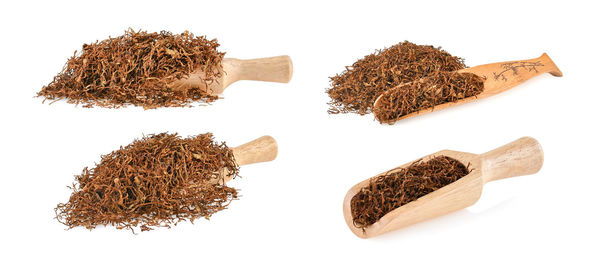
[231,136,278,166]
[280,55,293,83]
[234,56,293,83]
[481,137,544,183]
[540,53,563,77]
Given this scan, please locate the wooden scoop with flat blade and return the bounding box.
[342,137,543,238]
[170,56,293,95]
[373,53,562,123]
[205,136,278,185]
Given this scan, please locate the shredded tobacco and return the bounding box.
[373,71,485,123]
[350,156,471,229]
[37,29,225,108]
[327,41,467,115]
[55,133,239,232]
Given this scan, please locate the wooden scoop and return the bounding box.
[170,56,293,95]
[207,135,278,185]
[342,137,543,238]
[373,53,562,123]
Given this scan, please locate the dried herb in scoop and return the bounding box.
[374,71,485,123]
[327,41,466,115]
[55,133,239,232]
[350,156,471,229]
[37,29,225,108]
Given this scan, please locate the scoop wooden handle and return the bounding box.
[225,56,293,84]
[480,137,544,183]
[231,136,278,166]
[464,53,562,96]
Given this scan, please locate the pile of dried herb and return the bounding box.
[350,156,471,229]
[37,29,225,108]
[373,71,485,123]
[55,133,239,232]
[327,41,467,115]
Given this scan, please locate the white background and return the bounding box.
[1,0,598,258]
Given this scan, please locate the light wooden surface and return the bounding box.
[211,136,278,184]
[342,137,543,238]
[169,55,293,95]
[231,135,279,166]
[373,53,562,124]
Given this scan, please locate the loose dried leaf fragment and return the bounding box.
[37,29,225,108]
[55,132,239,232]
[327,41,467,115]
[350,156,471,229]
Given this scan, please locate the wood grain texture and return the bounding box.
[231,135,278,166]
[214,136,278,184]
[343,137,543,238]
[169,55,293,95]
[373,53,562,123]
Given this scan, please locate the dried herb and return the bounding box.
[327,41,466,115]
[350,156,471,229]
[55,133,239,232]
[37,29,225,108]
[373,71,484,123]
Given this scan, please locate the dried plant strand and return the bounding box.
[327,41,466,115]
[55,133,239,232]
[350,156,471,229]
[374,71,485,123]
[37,29,225,108]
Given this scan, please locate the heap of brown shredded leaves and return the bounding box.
[37,29,225,108]
[327,41,466,115]
[55,133,239,232]
[373,71,485,123]
[350,156,471,229]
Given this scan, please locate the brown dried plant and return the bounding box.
[327,41,466,115]
[350,156,471,229]
[55,133,239,232]
[37,29,225,108]
[373,71,485,123]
